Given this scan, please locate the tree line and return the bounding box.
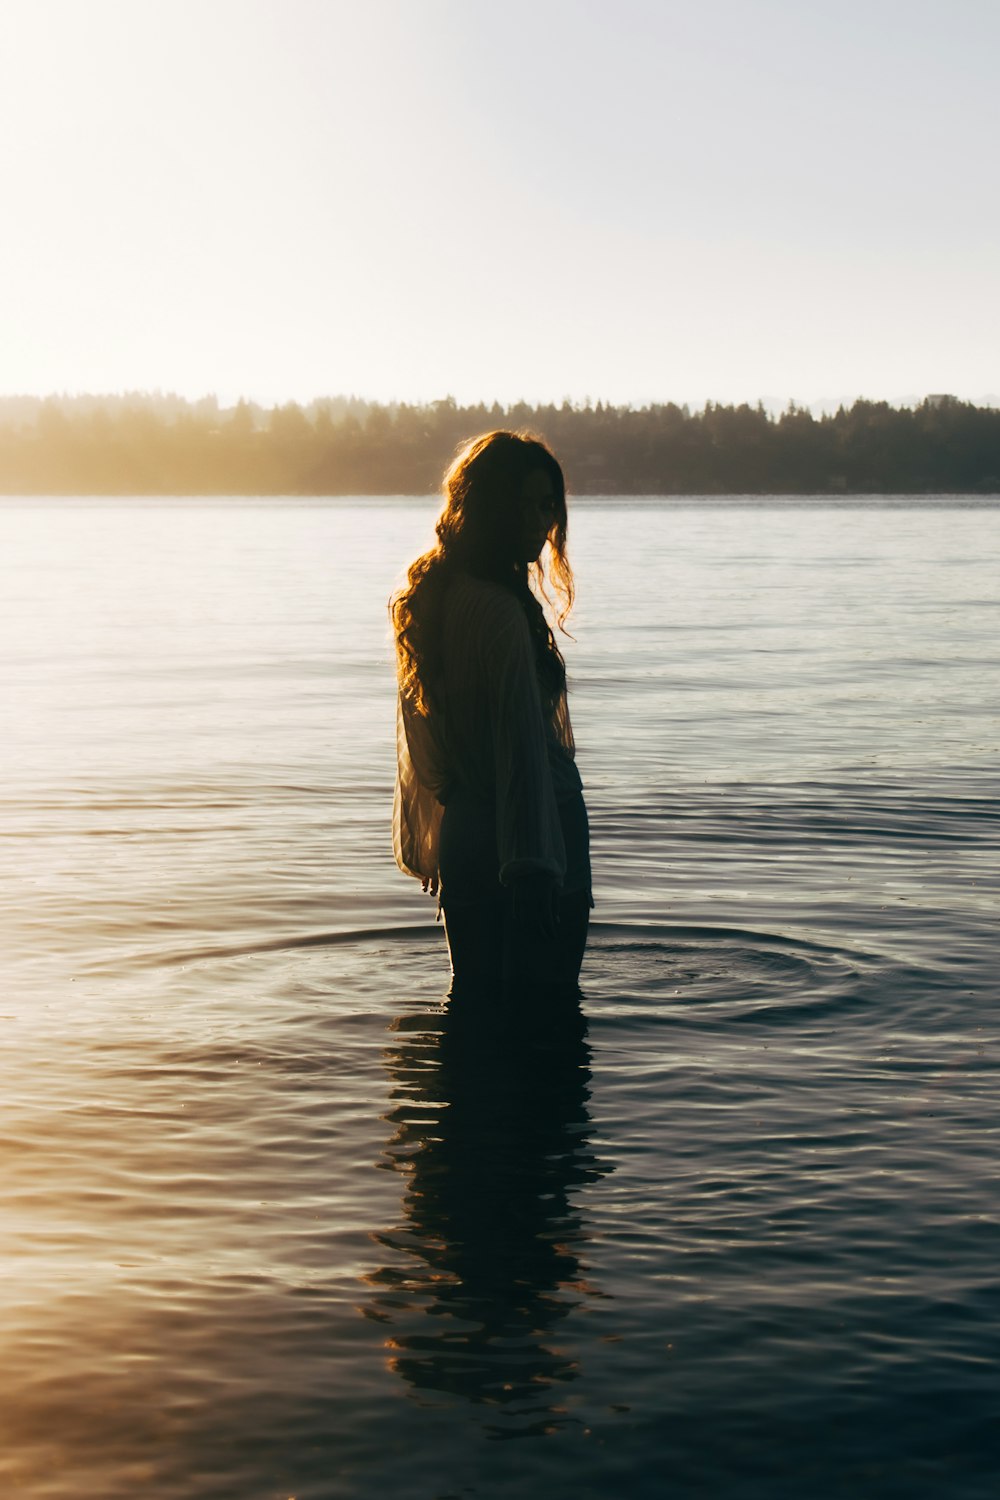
[1,393,998,495]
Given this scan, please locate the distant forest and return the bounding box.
[2,392,999,495]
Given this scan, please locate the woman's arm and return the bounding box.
[392,693,445,885]
[482,599,566,899]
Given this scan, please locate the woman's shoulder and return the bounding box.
[443,574,533,676]
[446,572,527,632]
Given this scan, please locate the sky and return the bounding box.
[2,0,998,409]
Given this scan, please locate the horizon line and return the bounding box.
[1,388,996,415]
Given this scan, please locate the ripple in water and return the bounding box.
[2,925,997,1499]
[587,921,873,1020]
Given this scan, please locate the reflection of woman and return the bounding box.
[365,1009,606,1417]
[391,431,591,1010]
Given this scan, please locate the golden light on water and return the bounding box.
[2,493,998,1491]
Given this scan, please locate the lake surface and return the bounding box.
[2,496,998,1499]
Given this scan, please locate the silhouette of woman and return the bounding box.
[391,431,591,1017]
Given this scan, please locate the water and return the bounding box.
[2,497,998,1499]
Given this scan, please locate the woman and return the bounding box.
[391,430,591,1012]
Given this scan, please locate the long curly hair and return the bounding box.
[391,430,575,717]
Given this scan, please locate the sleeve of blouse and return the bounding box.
[392,694,444,882]
[483,602,566,887]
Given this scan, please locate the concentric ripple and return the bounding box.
[584,921,877,1022]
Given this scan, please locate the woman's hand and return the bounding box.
[510,872,560,940]
[421,874,439,897]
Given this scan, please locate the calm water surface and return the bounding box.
[2,497,998,1498]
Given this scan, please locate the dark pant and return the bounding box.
[438,786,591,1018]
[442,887,590,1011]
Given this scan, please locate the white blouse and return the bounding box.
[393,572,581,888]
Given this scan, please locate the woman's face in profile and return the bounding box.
[518,469,558,563]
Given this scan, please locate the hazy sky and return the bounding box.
[3,0,998,407]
